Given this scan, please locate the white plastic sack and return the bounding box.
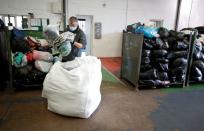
[42,56,102,118]
[35,60,53,73]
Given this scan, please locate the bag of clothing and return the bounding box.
[158,72,169,81]
[11,39,30,53]
[173,58,187,67]
[141,57,150,64]
[143,40,154,49]
[152,50,168,57]
[191,66,202,77]
[193,60,204,74]
[57,41,72,57]
[140,64,152,72]
[156,63,169,72]
[152,58,169,63]
[11,27,25,40]
[135,26,158,39]
[169,30,185,41]
[158,27,169,39]
[13,52,27,68]
[139,80,170,86]
[142,50,151,57]
[35,60,53,73]
[42,56,102,118]
[172,41,188,50]
[25,36,40,49]
[139,69,158,80]
[168,51,188,59]
[32,50,53,62]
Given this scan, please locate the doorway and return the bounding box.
[77,15,93,55]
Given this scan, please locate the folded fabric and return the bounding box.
[35,60,53,73]
[32,50,53,62]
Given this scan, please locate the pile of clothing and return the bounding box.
[12,26,73,87]
[11,28,53,86]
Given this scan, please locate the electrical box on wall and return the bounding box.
[52,0,62,14]
[95,22,102,39]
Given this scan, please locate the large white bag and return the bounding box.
[42,56,102,118]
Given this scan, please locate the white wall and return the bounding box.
[0,0,63,29]
[178,0,204,30]
[67,0,177,57]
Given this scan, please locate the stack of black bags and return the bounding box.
[139,27,170,86]
[167,30,189,83]
[190,39,204,81]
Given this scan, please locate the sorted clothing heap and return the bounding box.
[11,26,73,87]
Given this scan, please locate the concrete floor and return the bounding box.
[0,81,165,131]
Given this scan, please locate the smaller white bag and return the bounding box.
[35,60,53,73]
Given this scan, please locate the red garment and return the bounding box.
[26,52,33,63]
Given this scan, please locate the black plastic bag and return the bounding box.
[168,37,177,47]
[193,60,204,74]
[143,39,154,49]
[141,57,150,64]
[152,49,168,57]
[168,51,188,59]
[153,38,169,49]
[152,58,169,63]
[158,27,169,38]
[191,66,202,77]
[169,30,185,41]
[171,67,185,76]
[173,58,187,67]
[172,41,188,50]
[193,50,202,60]
[139,79,170,86]
[155,63,169,72]
[194,40,202,52]
[13,65,33,78]
[139,69,157,80]
[14,69,46,85]
[158,72,169,81]
[140,64,153,72]
[142,50,151,57]
[11,39,30,53]
[191,76,202,81]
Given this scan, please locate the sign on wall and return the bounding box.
[94,22,102,39]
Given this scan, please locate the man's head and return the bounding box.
[68,16,78,31]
